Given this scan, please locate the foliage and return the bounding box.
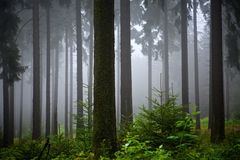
[129,97,198,149]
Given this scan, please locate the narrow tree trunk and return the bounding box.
[88,6,93,130]
[51,47,55,134]
[69,43,73,138]
[19,75,24,140]
[120,0,133,126]
[45,5,51,137]
[52,43,59,135]
[9,84,14,145]
[116,25,121,126]
[76,0,84,137]
[225,67,230,120]
[148,37,153,109]
[65,27,69,138]
[32,0,41,140]
[93,0,116,158]
[181,0,189,112]
[3,78,10,147]
[163,0,169,101]
[193,0,201,130]
[210,0,225,143]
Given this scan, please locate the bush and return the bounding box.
[129,97,198,149]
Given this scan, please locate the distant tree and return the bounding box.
[193,0,200,129]
[120,0,133,127]
[0,0,25,146]
[210,0,225,143]
[92,0,117,158]
[181,0,189,113]
[65,26,69,138]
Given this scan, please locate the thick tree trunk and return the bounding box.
[65,27,69,138]
[181,0,189,112]
[45,5,51,137]
[210,0,225,143]
[93,0,116,158]
[120,0,133,127]
[52,43,59,135]
[76,0,84,137]
[163,0,169,101]
[32,0,41,140]
[193,0,201,130]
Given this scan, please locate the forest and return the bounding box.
[0,0,240,159]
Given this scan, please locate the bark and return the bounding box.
[225,67,230,120]
[181,0,189,112]
[52,43,59,135]
[19,75,23,140]
[9,84,14,145]
[120,0,133,127]
[76,0,84,137]
[65,26,69,138]
[45,5,51,137]
[32,0,41,140]
[93,0,116,158]
[210,0,225,143]
[163,0,169,101]
[116,25,121,126]
[193,0,201,130]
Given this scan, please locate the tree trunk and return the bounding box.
[88,2,93,130]
[181,0,189,112]
[45,5,51,137]
[116,25,121,126]
[210,0,225,143]
[69,43,73,138]
[32,0,41,140]
[225,67,230,120]
[3,78,10,147]
[76,0,84,137]
[19,75,24,140]
[65,26,69,138]
[120,0,133,127]
[93,0,116,158]
[9,84,14,145]
[52,43,59,135]
[148,37,153,109]
[193,0,201,130]
[163,0,169,101]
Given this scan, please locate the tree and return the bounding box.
[181,0,189,112]
[92,0,116,158]
[0,0,25,146]
[65,26,69,138]
[210,0,225,143]
[193,0,200,129]
[120,0,133,127]
[76,0,84,137]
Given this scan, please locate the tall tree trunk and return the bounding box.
[76,0,84,137]
[116,25,121,126]
[163,0,169,101]
[65,27,69,138]
[225,67,230,120]
[148,37,153,109]
[210,0,225,143]
[45,5,51,137]
[3,78,10,147]
[52,43,59,135]
[120,0,133,127]
[193,0,200,130]
[51,46,55,134]
[88,3,93,130]
[19,75,24,140]
[93,0,116,158]
[181,0,189,112]
[69,43,73,138]
[32,0,41,140]
[9,84,14,145]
